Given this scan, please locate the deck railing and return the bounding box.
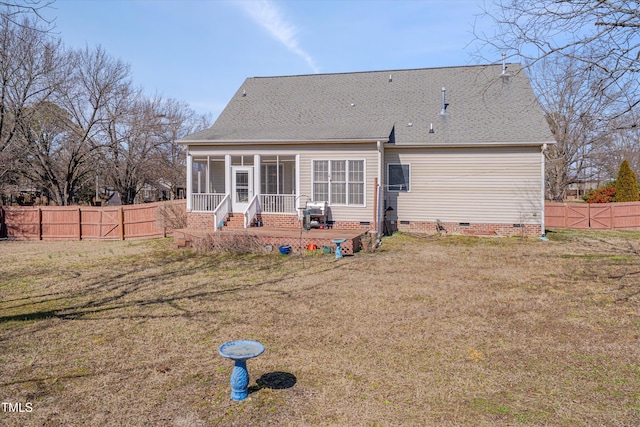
[244,195,260,228]
[213,194,231,231]
[259,194,297,213]
[192,193,225,212]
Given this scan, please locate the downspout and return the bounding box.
[295,154,301,218]
[377,140,384,237]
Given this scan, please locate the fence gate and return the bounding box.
[100,208,122,239]
[588,204,612,230]
[566,204,589,229]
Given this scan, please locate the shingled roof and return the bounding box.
[181,63,554,145]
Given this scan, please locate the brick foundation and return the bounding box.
[392,220,542,237]
[186,211,217,230]
[188,212,542,237]
[187,211,373,232]
[255,214,373,232]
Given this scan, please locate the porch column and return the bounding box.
[225,154,232,196]
[186,153,193,211]
[254,154,261,198]
[206,155,211,193]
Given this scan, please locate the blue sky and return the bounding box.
[52,0,495,119]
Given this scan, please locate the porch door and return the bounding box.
[231,166,253,212]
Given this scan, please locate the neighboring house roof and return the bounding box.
[181,63,554,146]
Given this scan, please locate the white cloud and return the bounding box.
[235,0,319,73]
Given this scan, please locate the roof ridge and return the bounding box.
[250,63,520,79]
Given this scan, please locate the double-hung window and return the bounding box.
[313,160,365,206]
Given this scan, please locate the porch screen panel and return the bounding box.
[210,159,225,193]
[192,160,207,193]
[261,164,283,194]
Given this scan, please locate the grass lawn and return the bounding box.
[1,230,639,426]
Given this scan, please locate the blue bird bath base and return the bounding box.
[331,238,347,259]
[218,340,265,401]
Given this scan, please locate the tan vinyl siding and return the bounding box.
[384,146,543,225]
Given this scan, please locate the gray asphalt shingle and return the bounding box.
[182,63,554,145]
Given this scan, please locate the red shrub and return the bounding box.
[584,183,616,203]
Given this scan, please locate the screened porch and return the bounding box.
[187,154,298,216]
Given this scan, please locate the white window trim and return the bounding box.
[312,159,366,207]
[387,163,411,192]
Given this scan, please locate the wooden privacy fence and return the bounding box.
[0,200,185,240]
[545,201,640,230]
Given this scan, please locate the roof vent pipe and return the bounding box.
[440,87,449,115]
[501,52,508,75]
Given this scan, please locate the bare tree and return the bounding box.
[101,92,163,205]
[531,55,618,200]
[0,12,60,185]
[50,46,133,204]
[149,99,211,200]
[1,4,212,206]
[13,100,94,205]
[0,1,54,28]
[476,0,640,120]
[100,93,211,205]
[594,110,640,179]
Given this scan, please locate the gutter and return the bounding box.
[178,137,389,146]
[384,140,556,149]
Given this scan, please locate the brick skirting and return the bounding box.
[391,220,542,237]
[187,212,372,232]
[186,211,217,230]
[187,212,542,237]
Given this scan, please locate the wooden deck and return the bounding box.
[173,227,368,255]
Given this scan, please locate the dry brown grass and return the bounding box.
[1,230,639,426]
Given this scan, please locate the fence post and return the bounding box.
[119,206,125,240]
[38,207,42,240]
[77,207,82,240]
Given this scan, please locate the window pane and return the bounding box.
[349,183,364,205]
[388,164,410,191]
[331,160,346,182]
[314,183,329,201]
[349,160,364,182]
[331,182,346,204]
[235,171,249,202]
[314,161,328,182]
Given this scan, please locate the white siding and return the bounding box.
[384,146,543,225]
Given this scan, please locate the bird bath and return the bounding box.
[331,238,347,259]
[218,340,265,401]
